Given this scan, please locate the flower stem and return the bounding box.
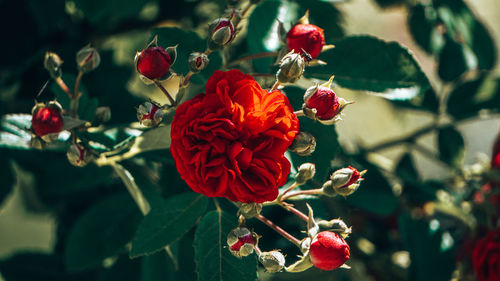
[256,214,301,247]
[153,80,176,106]
[55,77,74,99]
[182,71,195,87]
[280,204,309,222]
[227,52,279,68]
[280,189,323,202]
[277,182,299,202]
[71,71,83,118]
[270,81,281,92]
[293,110,304,117]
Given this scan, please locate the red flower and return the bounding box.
[472,228,500,281]
[286,24,325,59]
[136,47,172,80]
[170,70,299,203]
[31,104,63,137]
[309,231,350,270]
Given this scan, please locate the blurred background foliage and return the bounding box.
[1,0,500,280]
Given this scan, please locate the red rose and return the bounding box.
[286,24,325,59]
[472,228,500,281]
[170,70,299,203]
[309,231,350,270]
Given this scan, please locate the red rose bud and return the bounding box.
[289,131,316,156]
[31,101,63,139]
[227,226,257,258]
[137,101,163,127]
[259,251,286,272]
[286,23,325,59]
[295,163,316,185]
[76,44,100,73]
[136,47,172,80]
[188,52,209,73]
[331,166,365,197]
[67,143,93,167]
[303,75,352,125]
[472,228,500,281]
[309,231,350,270]
[277,50,306,83]
[44,51,63,79]
[208,18,235,50]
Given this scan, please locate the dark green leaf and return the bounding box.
[0,253,95,281]
[141,251,176,281]
[64,192,142,271]
[437,37,472,82]
[151,27,222,83]
[395,153,419,181]
[346,157,399,216]
[74,0,149,26]
[395,153,436,203]
[0,152,14,206]
[0,114,35,150]
[99,255,141,281]
[399,213,456,281]
[447,75,500,120]
[437,126,465,169]
[372,0,406,8]
[308,36,431,95]
[194,210,258,281]
[130,193,208,258]
[408,3,444,54]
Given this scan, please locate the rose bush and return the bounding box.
[472,228,500,281]
[170,69,299,203]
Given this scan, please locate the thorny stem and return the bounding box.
[293,110,305,117]
[71,71,83,118]
[256,214,301,247]
[279,203,309,222]
[55,77,74,99]
[270,81,281,92]
[226,52,279,68]
[153,80,176,106]
[280,189,324,202]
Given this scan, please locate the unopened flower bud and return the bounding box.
[44,52,63,79]
[277,50,305,83]
[259,251,286,272]
[208,18,235,50]
[137,101,163,127]
[317,219,351,238]
[76,44,100,73]
[94,106,111,123]
[323,166,364,197]
[31,101,63,141]
[296,163,316,185]
[135,37,177,82]
[239,203,262,218]
[188,52,210,73]
[287,23,325,59]
[289,131,316,156]
[227,226,257,258]
[310,231,350,270]
[67,143,93,167]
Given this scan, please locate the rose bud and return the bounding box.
[137,101,163,127]
[289,131,316,156]
[76,44,100,73]
[303,75,352,125]
[188,52,210,73]
[309,231,350,270]
[67,143,93,167]
[44,51,63,79]
[94,106,111,124]
[259,250,286,272]
[277,50,306,84]
[31,101,63,141]
[239,203,263,219]
[227,226,257,258]
[208,18,235,50]
[295,163,316,185]
[317,218,351,238]
[286,12,325,60]
[135,36,177,82]
[325,166,365,197]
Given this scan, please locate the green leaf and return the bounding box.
[395,153,419,181]
[151,27,222,83]
[74,0,149,26]
[399,213,456,281]
[307,36,431,95]
[0,153,14,206]
[130,193,208,258]
[0,114,35,150]
[346,157,399,216]
[447,75,500,120]
[372,0,406,8]
[395,153,436,204]
[99,255,141,281]
[140,251,176,281]
[194,210,258,281]
[64,192,142,271]
[408,3,444,55]
[437,37,473,82]
[437,126,465,169]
